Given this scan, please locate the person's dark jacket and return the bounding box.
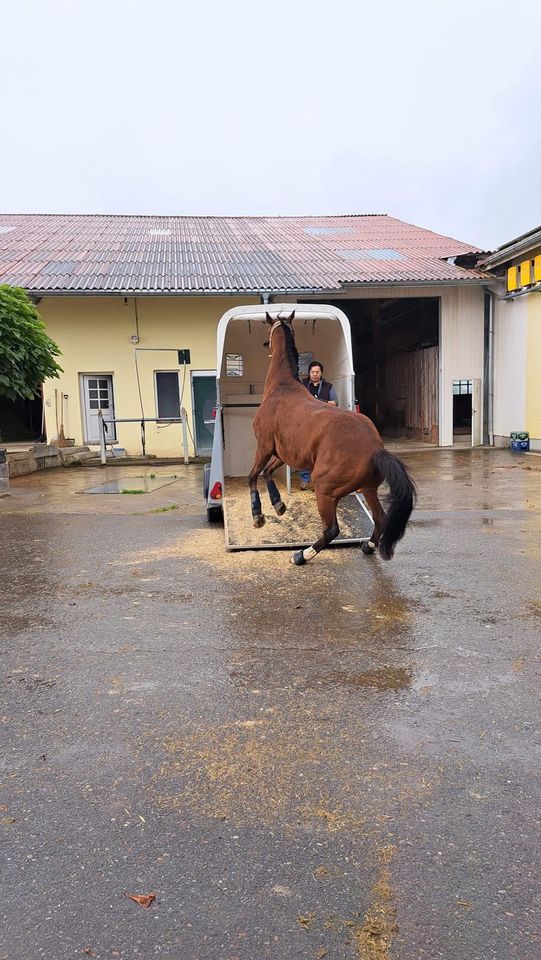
[302,378,334,403]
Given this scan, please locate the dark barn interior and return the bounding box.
[326,298,440,443]
[0,394,43,443]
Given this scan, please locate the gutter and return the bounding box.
[26,278,493,299]
[501,282,541,301]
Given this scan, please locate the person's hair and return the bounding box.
[308,361,323,373]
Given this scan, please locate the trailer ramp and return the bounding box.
[223,478,374,551]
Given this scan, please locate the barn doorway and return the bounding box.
[321,298,440,444]
[453,379,472,444]
[0,393,44,443]
[452,378,482,446]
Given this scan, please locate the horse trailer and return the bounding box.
[204,303,374,549]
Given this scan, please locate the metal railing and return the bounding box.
[97,409,190,465]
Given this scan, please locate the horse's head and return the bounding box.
[263,311,298,376]
[264,310,295,349]
[265,310,295,328]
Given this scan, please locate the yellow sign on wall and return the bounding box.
[520,260,532,286]
[507,266,518,291]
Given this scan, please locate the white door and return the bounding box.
[82,375,116,443]
[471,378,482,446]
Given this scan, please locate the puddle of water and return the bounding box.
[320,667,413,691]
[81,477,179,494]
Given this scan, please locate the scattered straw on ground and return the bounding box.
[352,845,399,959]
[151,712,440,830]
[110,520,346,580]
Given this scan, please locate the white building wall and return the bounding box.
[493,296,527,445]
[439,286,486,446]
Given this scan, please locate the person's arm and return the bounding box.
[327,385,338,406]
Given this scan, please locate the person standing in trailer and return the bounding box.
[299,360,338,490]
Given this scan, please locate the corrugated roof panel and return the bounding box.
[0,214,489,293]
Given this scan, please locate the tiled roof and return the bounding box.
[0,214,490,294]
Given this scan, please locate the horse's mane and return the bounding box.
[281,322,299,379]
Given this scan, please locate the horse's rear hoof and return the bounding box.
[275,501,286,516]
[361,540,376,555]
[291,550,305,566]
[253,514,266,528]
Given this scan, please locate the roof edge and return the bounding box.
[27,278,493,298]
[480,226,541,269]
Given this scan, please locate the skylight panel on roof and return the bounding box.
[42,260,79,275]
[304,227,354,236]
[0,226,15,234]
[149,229,171,236]
[337,248,405,261]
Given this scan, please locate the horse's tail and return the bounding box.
[372,449,416,561]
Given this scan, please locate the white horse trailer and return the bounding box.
[204,304,374,549]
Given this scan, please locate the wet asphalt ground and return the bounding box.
[1,449,540,960]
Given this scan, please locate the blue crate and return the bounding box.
[511,439,530,451]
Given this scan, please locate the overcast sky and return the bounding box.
[3,0,540,250]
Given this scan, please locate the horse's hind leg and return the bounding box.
[292,492,339,566]
[248,449,273,528]
[359,487,387,555]
[262,456,286,516]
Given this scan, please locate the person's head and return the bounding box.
[308,361,323,385]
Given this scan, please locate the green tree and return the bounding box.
[0,285,62,400]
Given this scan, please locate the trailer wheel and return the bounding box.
[207,505,223,523]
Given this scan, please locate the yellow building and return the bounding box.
[481,226,541,451]
[0,214,494,456]
[38,294,257,459]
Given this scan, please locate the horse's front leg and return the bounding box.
[262,456,286,517]
[248,448,273,528]
[292,491,339,566]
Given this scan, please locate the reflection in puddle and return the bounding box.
[81,476,180,494]
[318,667,413,691]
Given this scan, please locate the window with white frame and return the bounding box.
[452,380,473,395]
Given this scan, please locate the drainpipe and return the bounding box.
[484,289,495,446]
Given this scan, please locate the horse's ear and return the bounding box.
[286,310,295,324]
[265,312,274,325]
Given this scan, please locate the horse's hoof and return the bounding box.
[361,540,376,555]
[275,501,286,516]
[291,550,306,566]
[253,514,266,528]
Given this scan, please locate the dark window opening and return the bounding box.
[156,372,180,419]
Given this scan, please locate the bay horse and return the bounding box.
[248,311,416,566]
